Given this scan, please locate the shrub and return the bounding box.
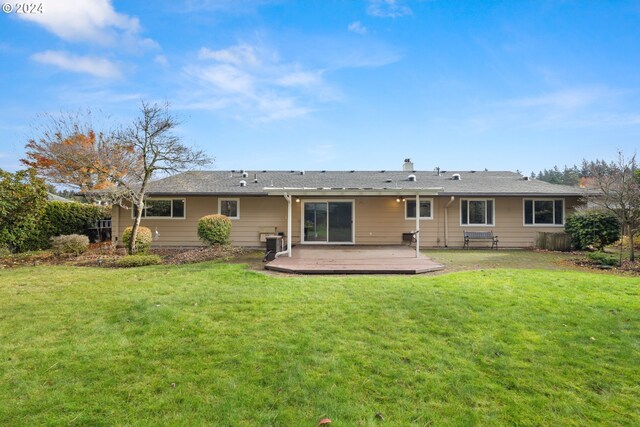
[586,251,620,267]
[0,168,48,253]
[0,245,11,257]
[197,214,232,246]
[565,210,620,250]
[50,234,90,256]
[37,201,111,248]
[116,254,162,268]
[122,226,153,254]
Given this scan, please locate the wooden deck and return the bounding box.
[265,246,444,274]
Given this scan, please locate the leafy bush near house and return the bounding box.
[42,201,110,239]
[115,254,162,268]
[565,210,620,250]
[586,251,620,267]
[197,214,232,246]
[0,168,48,253]
[122,226,152,254]
[50,234,90,256]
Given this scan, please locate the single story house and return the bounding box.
[111,160,586,253]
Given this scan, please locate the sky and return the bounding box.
[1,0,639,176]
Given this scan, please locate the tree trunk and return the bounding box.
[630,232,635,262]
[128,198,144,254]
[128,174,151,255]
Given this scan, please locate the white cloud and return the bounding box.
[275,71,322,87]
[17,0,154,48]
[198,44,260,67]
[461,86,639,132]
[504,88,605,110]
[154,55,169,67]
[255,95,312,122]
[31,50,122,79]
[367,0,412,18]
[186,63,255,94]
[183,42,326,122]
[348,21,367,35]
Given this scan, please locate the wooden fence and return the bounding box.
[535,232,572,252]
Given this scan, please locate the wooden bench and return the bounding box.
[463,230,498,249]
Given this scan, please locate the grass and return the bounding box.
[1,263,639,425]
[424,249,585,273]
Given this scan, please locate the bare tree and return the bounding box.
[585,150,640,262]
[23,101,213,253]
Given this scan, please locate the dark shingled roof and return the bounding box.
[144,170,587,197]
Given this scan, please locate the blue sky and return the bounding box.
[1,0,639,175]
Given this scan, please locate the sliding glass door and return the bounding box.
[303,201,354,243]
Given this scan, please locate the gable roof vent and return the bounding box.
[300,171,305,175]
[239,180,247,187]
[408,174,417,182]
[241,171,248,178]
[452,173,461,180]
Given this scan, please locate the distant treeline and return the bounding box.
[533,160,619,186]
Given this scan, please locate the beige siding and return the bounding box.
[111,195,582,248]
[442,196,582,248]
[112,196,288,247]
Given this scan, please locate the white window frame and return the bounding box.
[219,198,240,220]
[131,198,186,220]
[404,198,434,220]
[460,198,495,227]
[523,198,565,227]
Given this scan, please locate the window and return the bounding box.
[405,198,433,220]
[133,199,185,219]
[461,199,494,226]
[524,199,564,226]
[219,198,240,219]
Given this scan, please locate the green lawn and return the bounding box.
[1,263,639,426]
[424,249,585,273]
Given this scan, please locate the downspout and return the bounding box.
[415,193,420,258]
[444,196,455,247]
[275,193,292,258]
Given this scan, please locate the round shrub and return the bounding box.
[197,214,232,246]
[122,226,152,254]
[565,210,620,250]
[50,234,89,256]
[116,254,162,268]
